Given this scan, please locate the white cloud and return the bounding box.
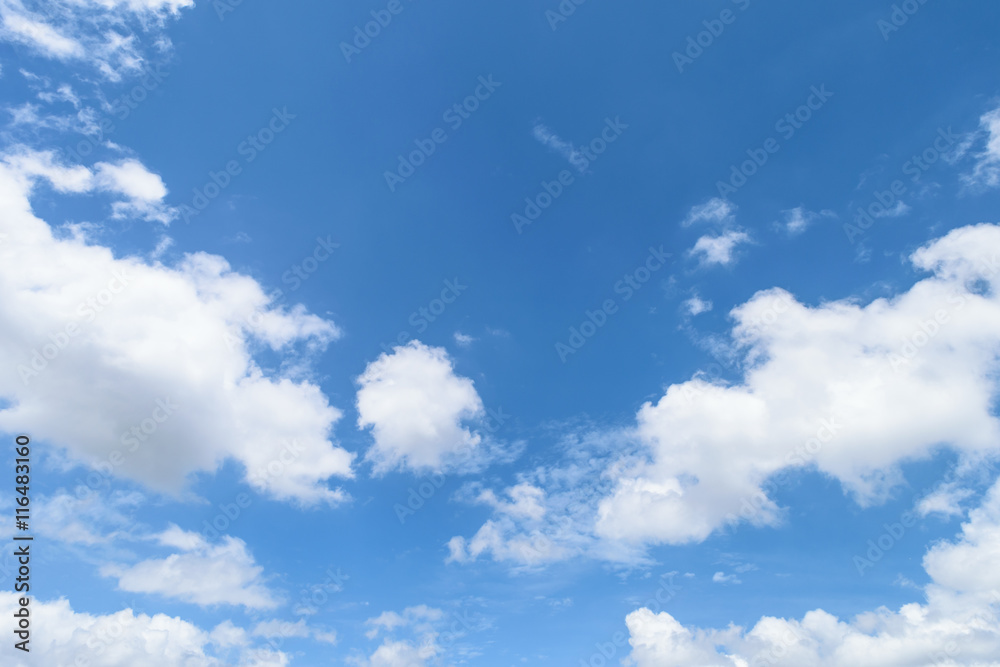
[357,341,493,474]
[93,158,176,223]
[101,526,280,610]
[711,571,741,585]
[682,198,735,227]
[532,122,585,172]
[874,199,911,218]
[624,478,1000,667]
[917,482,975,518]
[683,295,713,316]
[689,230,751,267]
[962,106,1000,190]
[0,0,193,79]
[778,206,835,235]
[0,147,355,506]
[0,593,284,666]
[0,3,84,59]
[451,224,1000,565]
[598,224,1000,547]
[453,331,476,347]
[353,606,447,667]
[252,618,337,645]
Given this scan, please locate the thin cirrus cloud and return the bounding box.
[962,104,1000,190]
[681,197,735,227]
[0,147,356,507]
[0,0,193,80]
[532,122,586,173]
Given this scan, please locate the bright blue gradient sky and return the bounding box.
[2,1,1000,666]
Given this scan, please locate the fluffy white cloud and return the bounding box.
[451,224,1000,564]
[0,593,284,666]
[356,341,489,474]
[0,147,355,505]
[101,526,280,610]
[624,479,1000,667]
[599,224,1000,546]
[689,230,752,266]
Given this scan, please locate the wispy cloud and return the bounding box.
[533,122,586,172]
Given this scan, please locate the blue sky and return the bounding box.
[3,1,1000,665]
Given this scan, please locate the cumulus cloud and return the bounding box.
[101,525,280,610]
[357,341,509,475]
[598,224,1000,547]
[450,224,1000,565]
[689,230,752,267]
[0,147,355,506]
[624,478,1000,667]
[0,593,284,666]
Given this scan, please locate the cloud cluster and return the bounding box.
[0,0,192,79]
[0,593,287,667]
[450,223,1000,563]
[624,477,1000,666]
[682,198,752,267]
[0,147,355,505]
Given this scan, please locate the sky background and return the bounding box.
[2,1,1000,666]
